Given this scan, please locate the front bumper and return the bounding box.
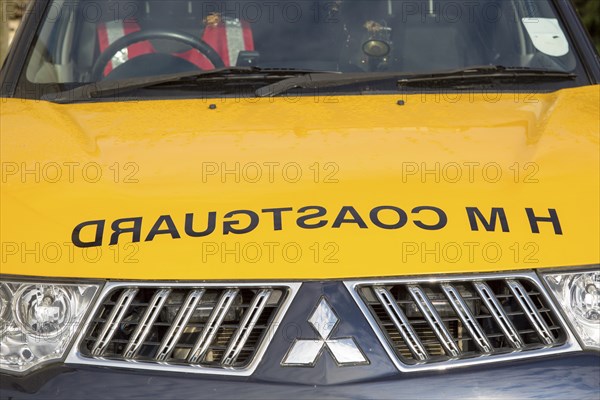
[2,353,599,399]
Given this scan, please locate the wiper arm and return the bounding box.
[397,65,576,88]
[255,66,576,97]
[255,71,402,97]
[47,67,331,103]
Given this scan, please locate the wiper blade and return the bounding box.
[255,66,576,97]
[47,67,332,102]
[397,65,576,88]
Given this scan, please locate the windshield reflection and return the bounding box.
[23,0,580,92]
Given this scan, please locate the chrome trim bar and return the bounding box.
[155,289,205,361]
[506,280,555,345]
[473,282,524,349]
[188,289,239,364]
[441,284,492,354]
[91,288,138,356]
[123,288,172,359]
[373,286,428,361]
[407,285,460,357]
[222,289,273,365]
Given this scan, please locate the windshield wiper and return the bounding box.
[255,66,576,97]
[49,65,576,102]
[48,67,338,103]
[397,65,576,88]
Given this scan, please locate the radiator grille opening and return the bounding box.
[80,286,288,370]
[358,277,567,365]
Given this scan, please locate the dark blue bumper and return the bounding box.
[1,353,599,399]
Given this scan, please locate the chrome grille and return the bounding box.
[348,273,576,370]
[76,283,296,374]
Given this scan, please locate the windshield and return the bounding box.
[20,0,588,99]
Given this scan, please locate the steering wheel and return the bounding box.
[92,29,226,80]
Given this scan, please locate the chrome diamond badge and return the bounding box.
[282,298,368,367]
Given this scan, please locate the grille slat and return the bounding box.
[441,284,493,354]
[222,289,272,365]
[407,285,460,358]
[473,282,524,349]
[373,287,429,361]
[357,276,568,367]
[123,288,172,359]
[155,289,205,361]
[506,280,555,345]
[80,285,290,372]
[91,288,139,356]
[187,289,239,364]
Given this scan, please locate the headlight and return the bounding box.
[542,268,600,350]
[0,279,99,374]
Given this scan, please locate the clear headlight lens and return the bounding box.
[543,269,600,350]
[0,279,98,373]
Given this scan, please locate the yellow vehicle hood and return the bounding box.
[1,86,599,280]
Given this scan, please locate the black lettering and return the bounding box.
[185,212,216,237]
[223,210,259,235]
[526,208,562,235]
[262,207,293,230]
[297,206,328,229]
[145,215,181,241]
[412,206,447,230]
[110,217,142,245]
[369,206,408,229]
[466,207,509,232]
[332,206,368,229]
[72,220,105,248]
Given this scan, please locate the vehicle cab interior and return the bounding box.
[26,0,580,86]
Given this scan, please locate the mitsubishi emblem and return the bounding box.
[282,297,369,367]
